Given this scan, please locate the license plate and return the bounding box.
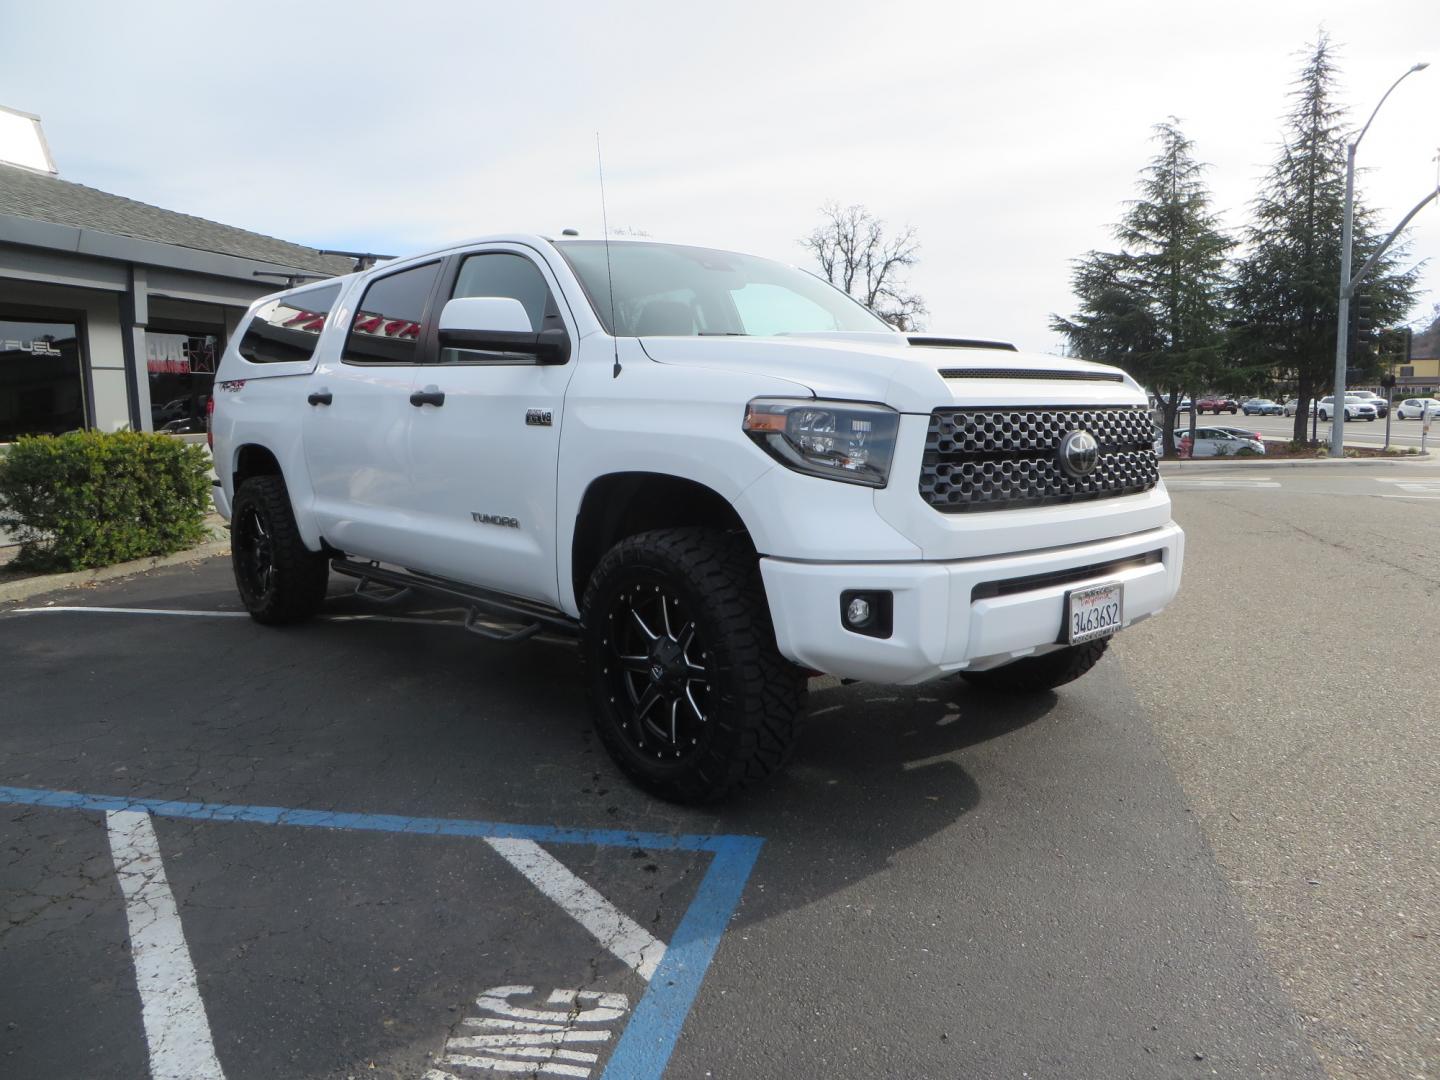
[1065,582,1123,645]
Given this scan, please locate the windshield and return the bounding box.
[554,240,892,337]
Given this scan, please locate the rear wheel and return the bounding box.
[580,527,806,803]
[231,476,329,624]
[960,639,1109,693]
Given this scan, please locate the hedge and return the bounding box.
[0,430,212,572]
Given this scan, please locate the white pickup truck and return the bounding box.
[209,235,1184,801]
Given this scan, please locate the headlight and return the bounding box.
[743,398,900,487]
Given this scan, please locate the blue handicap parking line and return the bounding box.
[0,784,763,1080]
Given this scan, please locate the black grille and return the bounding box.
[920,405,1158,513]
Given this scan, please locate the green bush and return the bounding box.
[0,430,212,572]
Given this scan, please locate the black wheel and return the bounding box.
[960,638,1109,693]
[231,476,329,625]
[580,527,805,803]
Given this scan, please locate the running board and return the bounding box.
[329,558,578,639]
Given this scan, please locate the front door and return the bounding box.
[303,259,441,564]
[403,246,579,606]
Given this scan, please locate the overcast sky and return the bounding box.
[4,0,1437,352]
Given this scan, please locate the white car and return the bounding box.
[1317,395,1378,422]
[1346,390,1388,417]
[1395,398,1440,420]
[209,235,1184,801]
[1175,426,1266,457]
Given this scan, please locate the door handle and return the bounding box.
[410,388,446,407]
[307,390,333,406]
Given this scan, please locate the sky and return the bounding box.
[2,0,1437,354]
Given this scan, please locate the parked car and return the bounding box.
[1197,396,1238,414]
[1282,398,1316,417]
[1317,395,1378,422]
[1395,398,1440,420]
[1346,390,1388,418]
[1241,398,1283,416]
[1214,426,1265,444]
[1176,426,1266,457]
[208,234,1184,801]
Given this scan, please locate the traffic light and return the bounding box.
[1348,293,1381,372]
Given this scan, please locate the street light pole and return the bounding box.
[1330,61,1429,457]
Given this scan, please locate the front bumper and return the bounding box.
[760,523,1184,684]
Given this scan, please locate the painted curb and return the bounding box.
[1160,452,1430,472]
[0,537,230,605]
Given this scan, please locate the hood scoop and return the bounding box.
[907,336,1017,351]
[937,367,1125,382]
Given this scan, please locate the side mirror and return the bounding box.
[436,297,570,364]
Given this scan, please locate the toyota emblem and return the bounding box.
[1058,430,1100,478]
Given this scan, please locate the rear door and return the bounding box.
[302,259,442,563]
[401,244,579,605]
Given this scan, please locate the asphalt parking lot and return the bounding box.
[4,459,1436,1079]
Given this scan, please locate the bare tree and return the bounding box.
[801,203,927,330]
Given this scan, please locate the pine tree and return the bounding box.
[1052,120,1232,456]
[1230,34,1418,442]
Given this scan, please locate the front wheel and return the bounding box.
[580,527,806,803]
[230,476,329,624]
[960,639,1109,693]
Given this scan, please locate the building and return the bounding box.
[0,105,355,444]
[1387,316,1440,398]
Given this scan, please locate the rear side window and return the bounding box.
[237,285,342,364]
[343,261,442,364]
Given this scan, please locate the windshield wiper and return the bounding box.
[697,332,749,337]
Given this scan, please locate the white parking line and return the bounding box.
[106,810,226,1080]
[14,606,250,618]
[7,606,464,628]
[486,839,666,982]
[1165,479,1281,489]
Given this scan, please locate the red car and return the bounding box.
[1197,396,1238,414]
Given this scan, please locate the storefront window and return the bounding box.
[147,330,218,434]
[0,318,87,442]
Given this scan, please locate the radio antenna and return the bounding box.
[596,133,621,378]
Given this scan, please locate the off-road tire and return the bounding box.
[580,527,806,803]
[960,638,1109,693]
[231,476,329,625]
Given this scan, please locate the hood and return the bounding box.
[637,332,1147,413]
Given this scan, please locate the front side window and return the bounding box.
[343,262,441,364]
[451,253,556,332]
[554,240,891,337]
[239,284,342,365]
[0,317,86,441]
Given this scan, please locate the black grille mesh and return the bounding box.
[921,406,1158,512]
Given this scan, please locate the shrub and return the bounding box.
[0,430,212,572]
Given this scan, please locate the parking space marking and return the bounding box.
[10,605,251,618]
[488,838,666,981]
[106,809,226,1080]
[1166,479,1281,489]
[1,785,763,1080]
[427,987,630,1079]
[2,605,554,635]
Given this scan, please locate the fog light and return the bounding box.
[845,597,872,626]
[839,590,893,639]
